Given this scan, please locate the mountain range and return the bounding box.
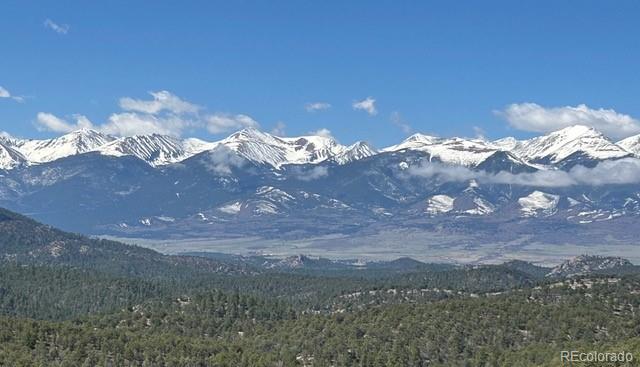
[2,124,640,263]
[3,124,638,170]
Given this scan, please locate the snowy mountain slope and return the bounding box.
[15,129,116,163]
[214,128,372,168]
[512,125,630,164]
[425,194,455,215]
[383,134,499,166]
[333,141,378,164]
[518,191,560,217]
[475,150,539,173]
[97,134,208,166]
[618,134,640,156]
[383,133,440,151]
[0,140,26,170]
[211,185,352,218]
[491,137,522,151]
[182,138,218,156]
[453,180,496,216]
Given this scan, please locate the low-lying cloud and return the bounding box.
[408,158,640,187]
[290,166,329,181]
[203,147,246,175]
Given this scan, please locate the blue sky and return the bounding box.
[2,1,640,146]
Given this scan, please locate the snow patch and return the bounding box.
[425,195,455,215]
[464,197,495,215]
[518,191,560,217]
[219,202,242,214]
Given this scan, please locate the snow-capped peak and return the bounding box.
[514,125,630,164]
[383,134,500,166]
[383,133,440,151]
[333,141,378,164]
[224,127,284,146]
[213,128,367,168]
[15,129,116,163]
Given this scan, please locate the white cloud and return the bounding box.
[497,103,640,139]
[204,147,246,175]
[206,113,259,134]
[407,158,640,187]
[309,128,333,138]
[36,113,94,133]
[305,102,331,112]
[0,86,25,103]
[0,131,14,141]
[353,97,377,116]
[44,19,69,35]
[35,90,261,138]
[101,112,194,136]
[35,90,259,137]
[270,121,286,136]
[291,166,329,181]
[390,111,412,134]
[119,91,200,115]
[36,111,193,137]
[473,126,486,139]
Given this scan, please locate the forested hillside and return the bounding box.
[1,207,640,366]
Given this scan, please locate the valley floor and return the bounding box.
[105,229,640,266]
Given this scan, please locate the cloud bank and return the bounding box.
[408,159,640,187]
[498,103,640,139]
[36,90,259,137]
